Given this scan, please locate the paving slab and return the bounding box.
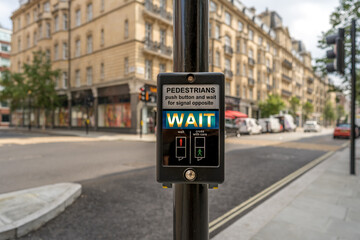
[0,183,81,240]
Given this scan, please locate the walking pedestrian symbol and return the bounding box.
[195,137,205,161]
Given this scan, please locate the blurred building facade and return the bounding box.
[10,0,333,133]
[0,27,11,126]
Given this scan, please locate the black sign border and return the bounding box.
[157,72,225,184]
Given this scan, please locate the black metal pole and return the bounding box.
[350,19,356,175]
[28,96,31,131]
[173,0,209,239]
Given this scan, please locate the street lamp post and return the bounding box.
[27,90,32,131]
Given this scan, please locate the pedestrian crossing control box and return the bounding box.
[156,72,225,184]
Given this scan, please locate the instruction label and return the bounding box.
[162,84,219,109]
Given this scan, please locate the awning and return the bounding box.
[225,110,248,119]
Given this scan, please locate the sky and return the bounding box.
[0,0,339,60]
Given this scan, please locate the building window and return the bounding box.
[18,18,21,30]
[101,29,104,46]
[160,29,166,45]
[236,39,240,52]
[55,75,59,88]
[258,37,262,45]
[215,51,220,67]
[124,57,129,75]
[209,23,212,38]
[62,42,68,59]
[249,88,253,100]
[210,1,217,12]
[248,49,253,59]
[100,63,104,80]
[237,21,243,31]
[124,20,129,39]
[266,42,270,51]
[236,62,240,75]
[39,24,42,39]
[43,2,50,12]
[75,70,80,87]
[236,84,240,97]
[159,63,166,73]
[54,15,59,31]
[54,44,58,60]
[87,67,93,85]
[249,68,253,78]
[33,31,37,46]
[26,13,30,25]
[215,25,220,39]
[18,37,21,51]
[257,71,261,83]
[101,0,105,11]
[243,87,246,98]
[242,64,246,76]
[160,0,166,9]
[225,35,231,47]
[87,3,93,22]
[225,82,230,95]
[145,22,152,41]
[257,90,260,100]
[248,29,253,41]
[62,72,68,89]
[243,41,247,54]
[45,49,50,60]
[145,60,152,80]
[75,39,80,57]
[76,10,81,26]
[257,51,261,64]
[87,35,93,54]
[225,11,231,26]
[33,8,38,21]
[27,35,30,48]
[63,14,68,30]
[1,44,9,52]
[18,61,21,72]
[225,58,231,70]
[46,22,51,38]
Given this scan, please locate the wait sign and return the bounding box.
[156,73,225,184]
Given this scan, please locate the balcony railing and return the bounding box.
[282,59,293,69]
[307,87,313,94]
[307,77,314,84]
[267,84,272,91]
[266,66,272,74]
[248,57,255,66]
[281,89,292,97]
[224,69,233,79]
[144,40,172,59]
[248,77,255,86]
[144,0,172,24]
[224,45,233,56]
[282,73,292,83]
[296,82,302,87]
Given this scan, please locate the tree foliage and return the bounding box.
[323,100,336,125]
[336,105,346,123]
[303,102,314,122]
[259,94,285,118]
[0,70,28,111]
[315,0,360,91]
[289,96,300,120]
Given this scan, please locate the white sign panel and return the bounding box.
[162,84,219,109]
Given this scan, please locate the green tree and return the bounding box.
[336,105,345,123]
[289,96,300,120]
[302,102,314,122]
[315,0,360,91]
[323,101,336,126]
[23,51,60,129]
[259,94,285,118]
[0,70,28,111]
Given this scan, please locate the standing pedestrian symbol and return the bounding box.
[176,136,186,160]
[194,137,205,160]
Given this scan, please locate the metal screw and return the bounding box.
[187,75,195,83]
[184,169,196,181]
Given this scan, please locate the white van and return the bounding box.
[273,114,296,132]
[259,118,281,133]
[239,118,262,135]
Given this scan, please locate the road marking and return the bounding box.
[209,150,335,233]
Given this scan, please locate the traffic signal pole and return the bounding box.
[350,19,356,175]
[173,0,209,239]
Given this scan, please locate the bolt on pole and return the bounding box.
[350,19,356,175]
[173,0,209,239]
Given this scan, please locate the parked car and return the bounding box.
[259,118,281,133]
[304,121,321,132]
[333,123,359,139]
[273,114,296,132]
[239,118,262,135]
[225,118,240,138]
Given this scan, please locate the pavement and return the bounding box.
[213,140,360,240]
[0,183,81,240]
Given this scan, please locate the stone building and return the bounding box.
[10,0,333,133]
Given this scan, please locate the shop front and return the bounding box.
[140,84,157,134]
[71,90,95,128]
[225,96,241,111]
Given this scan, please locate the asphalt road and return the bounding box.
[0,131,344,240]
